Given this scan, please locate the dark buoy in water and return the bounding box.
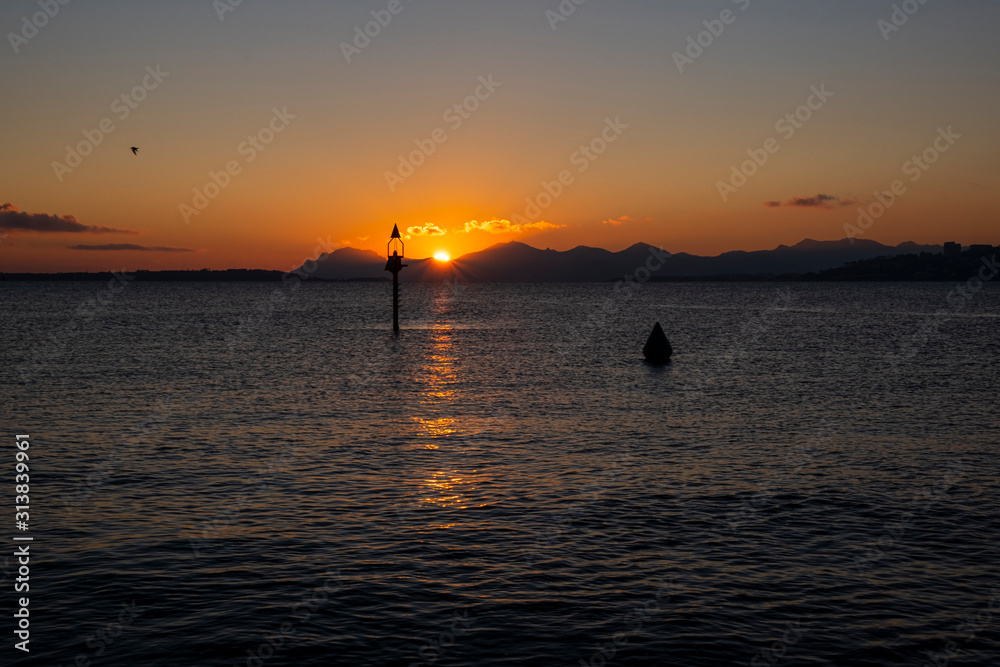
[643,322,673,364]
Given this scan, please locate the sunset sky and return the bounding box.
[2,0,998,272]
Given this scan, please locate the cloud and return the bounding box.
[460,219,566,234]
[764,194,856,209]
[463,219,517,234]
[68,244,194,252]
[406,224,446,236]
[0,202,137,234]
[523,221,564,231]
[602,215,631,226]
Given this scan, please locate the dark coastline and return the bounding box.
[0,270,389,282]
[3,249,995,283]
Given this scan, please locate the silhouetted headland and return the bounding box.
[4,242,995,283]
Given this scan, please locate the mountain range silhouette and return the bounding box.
[304,239,943,282]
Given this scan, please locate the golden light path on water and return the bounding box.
[412,288,475,513]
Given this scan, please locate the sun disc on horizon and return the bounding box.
[434,252,450,262]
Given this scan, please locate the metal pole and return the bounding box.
[392,269,399,333]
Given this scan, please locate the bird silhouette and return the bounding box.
[131,147,139,155]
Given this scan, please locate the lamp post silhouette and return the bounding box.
[385,224,407,333]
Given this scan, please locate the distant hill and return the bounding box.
[308,247,387,280]
[305,238,944,282]
[8,239,982,282]
[658,239,941,277]
[811,246,998,281]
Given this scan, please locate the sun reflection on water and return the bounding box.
[409,293,480,510]
[413,318,459,443]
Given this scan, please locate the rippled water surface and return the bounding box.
[3,281,999,666]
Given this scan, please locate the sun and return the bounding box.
[433,251,451,262]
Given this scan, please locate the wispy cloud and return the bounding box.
[460,219,565,234]
[764,194,856,209]
[602,215,631,226]
[1,203,137,234]
[406,224,447,237]
[68,244,194,252]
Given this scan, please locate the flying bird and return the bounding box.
[131,147,139,155]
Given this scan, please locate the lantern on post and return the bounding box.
[385,224,407,332]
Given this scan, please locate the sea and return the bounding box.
[2,280,999,666]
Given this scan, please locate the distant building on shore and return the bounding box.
[969,244,994,256]
[943,242,961,257]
